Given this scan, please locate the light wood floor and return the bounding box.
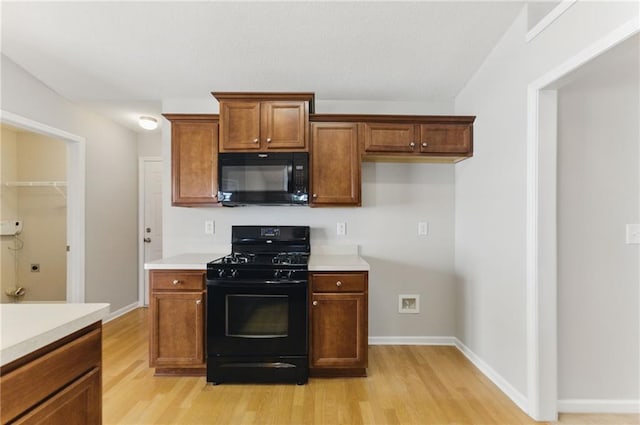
[102,309,639,425]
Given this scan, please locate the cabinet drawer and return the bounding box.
[0,326,101,424]
[151,271,204,291]
[311,273,366,292]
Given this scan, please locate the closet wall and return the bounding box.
[0,125,67,302]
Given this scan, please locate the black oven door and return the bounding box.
[206,280,308,357]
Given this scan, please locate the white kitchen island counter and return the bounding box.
[0,302,110,367]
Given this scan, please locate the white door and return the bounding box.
[142,159,163,305]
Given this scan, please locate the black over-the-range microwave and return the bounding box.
[217,152,309,206]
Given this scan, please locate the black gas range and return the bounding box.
[206,225,310,385]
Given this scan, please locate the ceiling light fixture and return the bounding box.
[139,116,158,130]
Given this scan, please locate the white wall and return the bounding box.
[137,130,162,157]
[161,98,457,337]
[1,55,140,312]
[454,1,638,402]
[557,35,639,401]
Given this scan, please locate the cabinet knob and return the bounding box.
[253,138,259,143]
[312,193,318,198]
[312,301,318,306]
[196,300,201,305]
[172,279,181,285]
[266,138,272,143]
[336,281,342,287]
[422,142,428,147]
[410,142,416,148]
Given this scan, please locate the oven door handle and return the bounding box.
[207,279,307,289]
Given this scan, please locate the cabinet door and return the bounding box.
[14,368,101,425]
[363,123,419,153]
[310,293,367,369]
[420,123,471,154]
[171,120,219,205]
[310,123,360,206]
[150,292,205,367]
[219,101,261,151]
[262,101,307,150]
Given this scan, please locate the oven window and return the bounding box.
[226,294,289,338]
[221,165,289,192]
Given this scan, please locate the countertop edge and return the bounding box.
[1,303,110,367]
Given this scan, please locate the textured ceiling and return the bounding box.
[2,1,525,131]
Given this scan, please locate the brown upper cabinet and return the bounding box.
[213,92,314,152]
[163,114,219,206]
[362,117,474,161]
[311,114,475,163]
[310,122,361,206]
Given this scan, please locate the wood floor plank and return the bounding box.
[102,308,639,425]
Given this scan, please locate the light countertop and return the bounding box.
[145,248,370,272]
[144,253,228,270]
[0,303,110,367]
[308,254,370,271]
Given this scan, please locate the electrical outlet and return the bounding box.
[336,222,346,236]
[205,220,215,235]
[418,221,429,236]
[626,224,640,244]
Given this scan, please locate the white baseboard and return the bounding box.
[558,399,640,414]
[369,336,456,345]
[454,338,529,414]
[103,301,140,323]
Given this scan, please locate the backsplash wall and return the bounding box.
[160,98,457,337]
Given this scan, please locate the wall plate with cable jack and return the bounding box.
[0,220,23,236]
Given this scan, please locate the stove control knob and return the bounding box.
[231,269,239,278]
[218,269,226,278]
[273,270,281,279]
[285,270,293,280]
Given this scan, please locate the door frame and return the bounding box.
[525,17,639,421]
[138,156,163,306]
[1,110,86,302]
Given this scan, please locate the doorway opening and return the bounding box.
[0,110,85,303]
[526,21,639,421]
[138,157,163,306]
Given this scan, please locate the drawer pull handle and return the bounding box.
[336,281,342,287]
[172,280,182,285]
[312,301,318,306]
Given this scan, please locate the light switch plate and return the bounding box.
[418,221,429,236]
[205,220,215,235]
[626,224,640,244]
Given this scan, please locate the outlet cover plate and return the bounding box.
[398,294,420,314]
[626,224,640,244]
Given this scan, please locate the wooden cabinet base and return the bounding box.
[0,322,102,425]
[153,367,206,377]
[310,367,367,378]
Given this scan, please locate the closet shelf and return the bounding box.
[4,181,67,187]
[3,181,67,199]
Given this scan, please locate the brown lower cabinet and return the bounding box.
[309,271,368,377]
[149,270,206,375]
[0,323,102,425]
